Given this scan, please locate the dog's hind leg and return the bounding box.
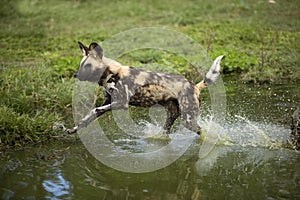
[163,100,180,134]
[179,96,201,135]
[66,103,115,134]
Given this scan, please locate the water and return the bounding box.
[1,81,299,199]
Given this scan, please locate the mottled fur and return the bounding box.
[67,42,224,135]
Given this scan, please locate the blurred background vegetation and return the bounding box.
[0,0,299,147]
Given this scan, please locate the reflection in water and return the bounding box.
[195,145,299,199]
[0,133,299,199]
[42,168,72,199]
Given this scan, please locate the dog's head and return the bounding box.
[75,42,106,82]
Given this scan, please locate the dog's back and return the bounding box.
[111,67,198,108]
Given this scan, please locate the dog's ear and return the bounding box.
[89,42,103,59]
[78,42,89,56]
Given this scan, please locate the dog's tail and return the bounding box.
[195,55,224,91]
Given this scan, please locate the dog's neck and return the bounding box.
[98,57,130,86]
[102,57,122,71]
[102,57,130,78]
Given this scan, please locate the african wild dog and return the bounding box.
[66,42,224,135]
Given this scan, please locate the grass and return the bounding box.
[0,0,299,148]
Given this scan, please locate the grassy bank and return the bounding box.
[0,0,299,147]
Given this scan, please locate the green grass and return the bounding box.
[0,0,299,147]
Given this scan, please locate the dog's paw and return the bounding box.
[65,127,77,134]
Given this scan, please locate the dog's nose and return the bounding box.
[74,72,78,78]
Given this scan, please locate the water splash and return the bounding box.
[194,113,292,176]
[198,114,290,149]
[110,111,290,156]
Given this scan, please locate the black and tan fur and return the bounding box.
[67,42,224,135]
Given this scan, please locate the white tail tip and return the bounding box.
[205,55,224,85]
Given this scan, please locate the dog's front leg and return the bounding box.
[66,103,115,134]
